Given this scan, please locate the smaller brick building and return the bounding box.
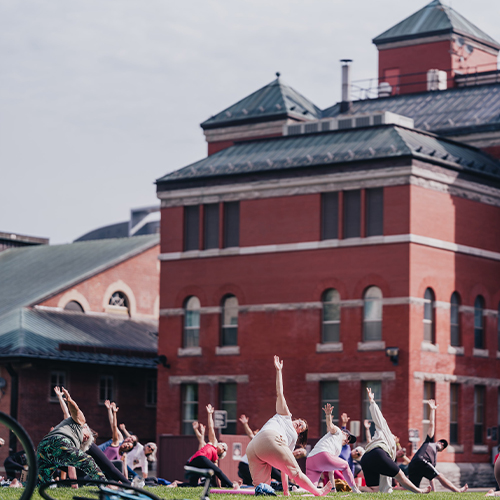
[0,235,160,467]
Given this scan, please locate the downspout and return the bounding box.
[6,364,18,453]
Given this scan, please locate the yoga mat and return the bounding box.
[210,489,255,495]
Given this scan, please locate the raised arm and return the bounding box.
[427,399,437,439]
[110,402,121,445]
[192,421,207,449]
[119,423,132,439]
[340,412,350,430]
[364,419,372,443]
[61,388,85,425]
[274,355,291,416]
[239,415,255,439]
[206,404,218,447]
[323,404,340,434]
[54,386,70,419]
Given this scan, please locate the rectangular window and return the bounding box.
[203,203,219,250]
[321,192,339,240]
[423,381,435,437]
[99,375,114,404]
[223,202,240,248]
[362,381,381,438]
[182,384,198,435]
[49,371,66,401]
[343,190,361,239]
[220,383,237,435]
[320,381,339,434]
[365,188,384,236]
[450,300,460,347]
[474,385,485,444]
[450,383,459,444]
[146,376,157,407]
[184,205,200,251]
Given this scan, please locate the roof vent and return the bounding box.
[427,69,447,91]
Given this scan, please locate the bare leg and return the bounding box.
[436,474,468,492]
[395,470,431,494]
[292,471,332,497]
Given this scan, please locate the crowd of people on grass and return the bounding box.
[0,355,499,495]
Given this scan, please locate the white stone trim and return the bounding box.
[159,233,500,264]
[435,301,450,310]
[446,444,464,454]
[421,342,439,353]
[472,445,489,454]
[57,289,91,312]
[414,372,500,386]
[473,348,489,357]
[177,347,202,357]
[316,342,343,353]
[306,371,395,382]
[357,341,386,351]
[169,374,249,385]
[203,119,289,143]
[215,346,240,356]
[102,280,137,317]
[447,345,464,356]
[239,302,322,313]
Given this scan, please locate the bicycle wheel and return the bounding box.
[0,411,38,500]
[39,479,163,500]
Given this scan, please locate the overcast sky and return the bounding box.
[1,0,498,244]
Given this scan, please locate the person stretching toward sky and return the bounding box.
[360,387,431,494]
[246,356,331,496]
[408,399,468,492]
[306,403,361,493]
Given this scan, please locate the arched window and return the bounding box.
[474,295,485,349]
[184,296,200,348]
[108,291,130,316]
[221,295,238,347]
[322,289,340,343]
[450,292,460,347]
[64,301,84,313]
[497,303,500,352]
[423,288,435,344]
[363,286,382,341]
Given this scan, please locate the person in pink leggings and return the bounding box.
[306,403,361,493]
[246,356,331,496]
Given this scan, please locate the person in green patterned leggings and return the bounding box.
[37,387,105,485]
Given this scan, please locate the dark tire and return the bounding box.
[0,411,38,500]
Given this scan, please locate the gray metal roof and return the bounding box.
[157,124,500,185]
[373,0,499,48]
[0,308,158,368]
[323,83,500,135]
[0,235,159,319]
[201,77,322,130]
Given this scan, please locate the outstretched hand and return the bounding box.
[61,387,71,401]
[366,387,375,403]
[104,400,111,409]
[199,423,206,435]
[239,414,249,425]
[206,404,214,414]
[427,399,438,410]
[340,413,350,426]
[322,403,334,415]
[363,419,371,429]
[54,386,63,397]
[192,421,199,430]
[274,355,283,371]
[111,402,119,413]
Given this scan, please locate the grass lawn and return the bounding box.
[1,486,491,500]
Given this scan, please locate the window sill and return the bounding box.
[421,342,439,353]
[357,341,385,351]
[316,342,343,353]
[472,445,488,454]
[178,347,202,357]
[473,348,489,358]
[446,444,463,454]
[216,346,240,356]
[447,345,464,355]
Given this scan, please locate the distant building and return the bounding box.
[0,235,160,462]
[155,1,500,486]
[0,231,48,253]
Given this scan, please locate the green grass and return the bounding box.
[3,486,491,500]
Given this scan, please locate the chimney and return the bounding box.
[340,59,352,113]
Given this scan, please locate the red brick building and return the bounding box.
[156,1,500,486]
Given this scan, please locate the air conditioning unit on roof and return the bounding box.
[427,69,447,91]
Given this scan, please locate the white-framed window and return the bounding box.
[182,384,198,435]
[320,381,339,434]
[450,292,461,346]
[184,296,200,348]
[474,385,485,444]
[474,296,485,349]
[108,291,130,316]
[423,288,435,344]
[362,380,381,438]
[49,371,67,401]
[221,295,238,347]
[423,381,435,437]
[363,286,382,341]
[450,383,459,444]
[322,289,340,343]
[219,383,237,434]
[99,375,114,404]
[146,376,157,407]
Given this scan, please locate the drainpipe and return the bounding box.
[6,364,18,453]
[340,59,353,113]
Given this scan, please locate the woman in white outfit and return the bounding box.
[246,356,332,496]
[360,387,431,494]
[306,404,361,493]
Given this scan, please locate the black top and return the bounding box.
[413,435,438,466]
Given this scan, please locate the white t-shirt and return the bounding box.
[126,443,148,474]
[259,413,298,451]
[308,428,343,458]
